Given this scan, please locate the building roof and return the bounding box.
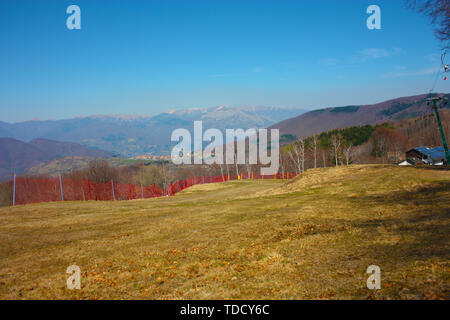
[410,146,446,161]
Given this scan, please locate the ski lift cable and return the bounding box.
[429,40,450,94]
[429,60,442,94]
[429,51,445,94]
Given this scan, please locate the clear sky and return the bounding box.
[0,0,448,122]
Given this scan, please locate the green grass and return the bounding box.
[0,165,448,300]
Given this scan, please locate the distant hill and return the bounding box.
[0,138,111,181]
[25,156,93,178]
[271,93,450,138]
[0,106,306,157]
[25,156,154,178]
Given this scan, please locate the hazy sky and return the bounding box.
[0,0,448,122]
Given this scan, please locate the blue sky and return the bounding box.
[0,0,448,122]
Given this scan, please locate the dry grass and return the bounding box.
[0,165,448,300]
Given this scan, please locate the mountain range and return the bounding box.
[0,106,307,157]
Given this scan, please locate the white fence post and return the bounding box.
[12,174,16,206]
[59,176,64,201]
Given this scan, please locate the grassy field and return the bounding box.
[0,165,448,300]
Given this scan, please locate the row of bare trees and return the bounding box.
[283,132,357,174]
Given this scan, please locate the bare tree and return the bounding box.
[87,159,119,183]
[299,138,305,173]
[161,162,176,195]
[311,133,318,168]
[406,0,450,47]
[288,137,306,173]
[370,127,409,164]
[378,138,389,165]
[321,149,328,168]
[330,134,343,167]
[371,129,390,164]
[134,164,166,188]
[343,143,353,165]
[288,149,300,174]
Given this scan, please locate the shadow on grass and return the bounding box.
[408,165,450,172]
[351,180,450,207]
[343,181,450,263]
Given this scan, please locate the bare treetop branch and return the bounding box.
[406,0,450,47]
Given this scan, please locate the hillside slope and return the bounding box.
[0,165,448,299]
[0,138,111,181]
[0,138,49,180]
[271,93,450,138]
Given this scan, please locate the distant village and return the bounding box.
[132,154,171,161]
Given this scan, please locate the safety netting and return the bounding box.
[10,172,296,205]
